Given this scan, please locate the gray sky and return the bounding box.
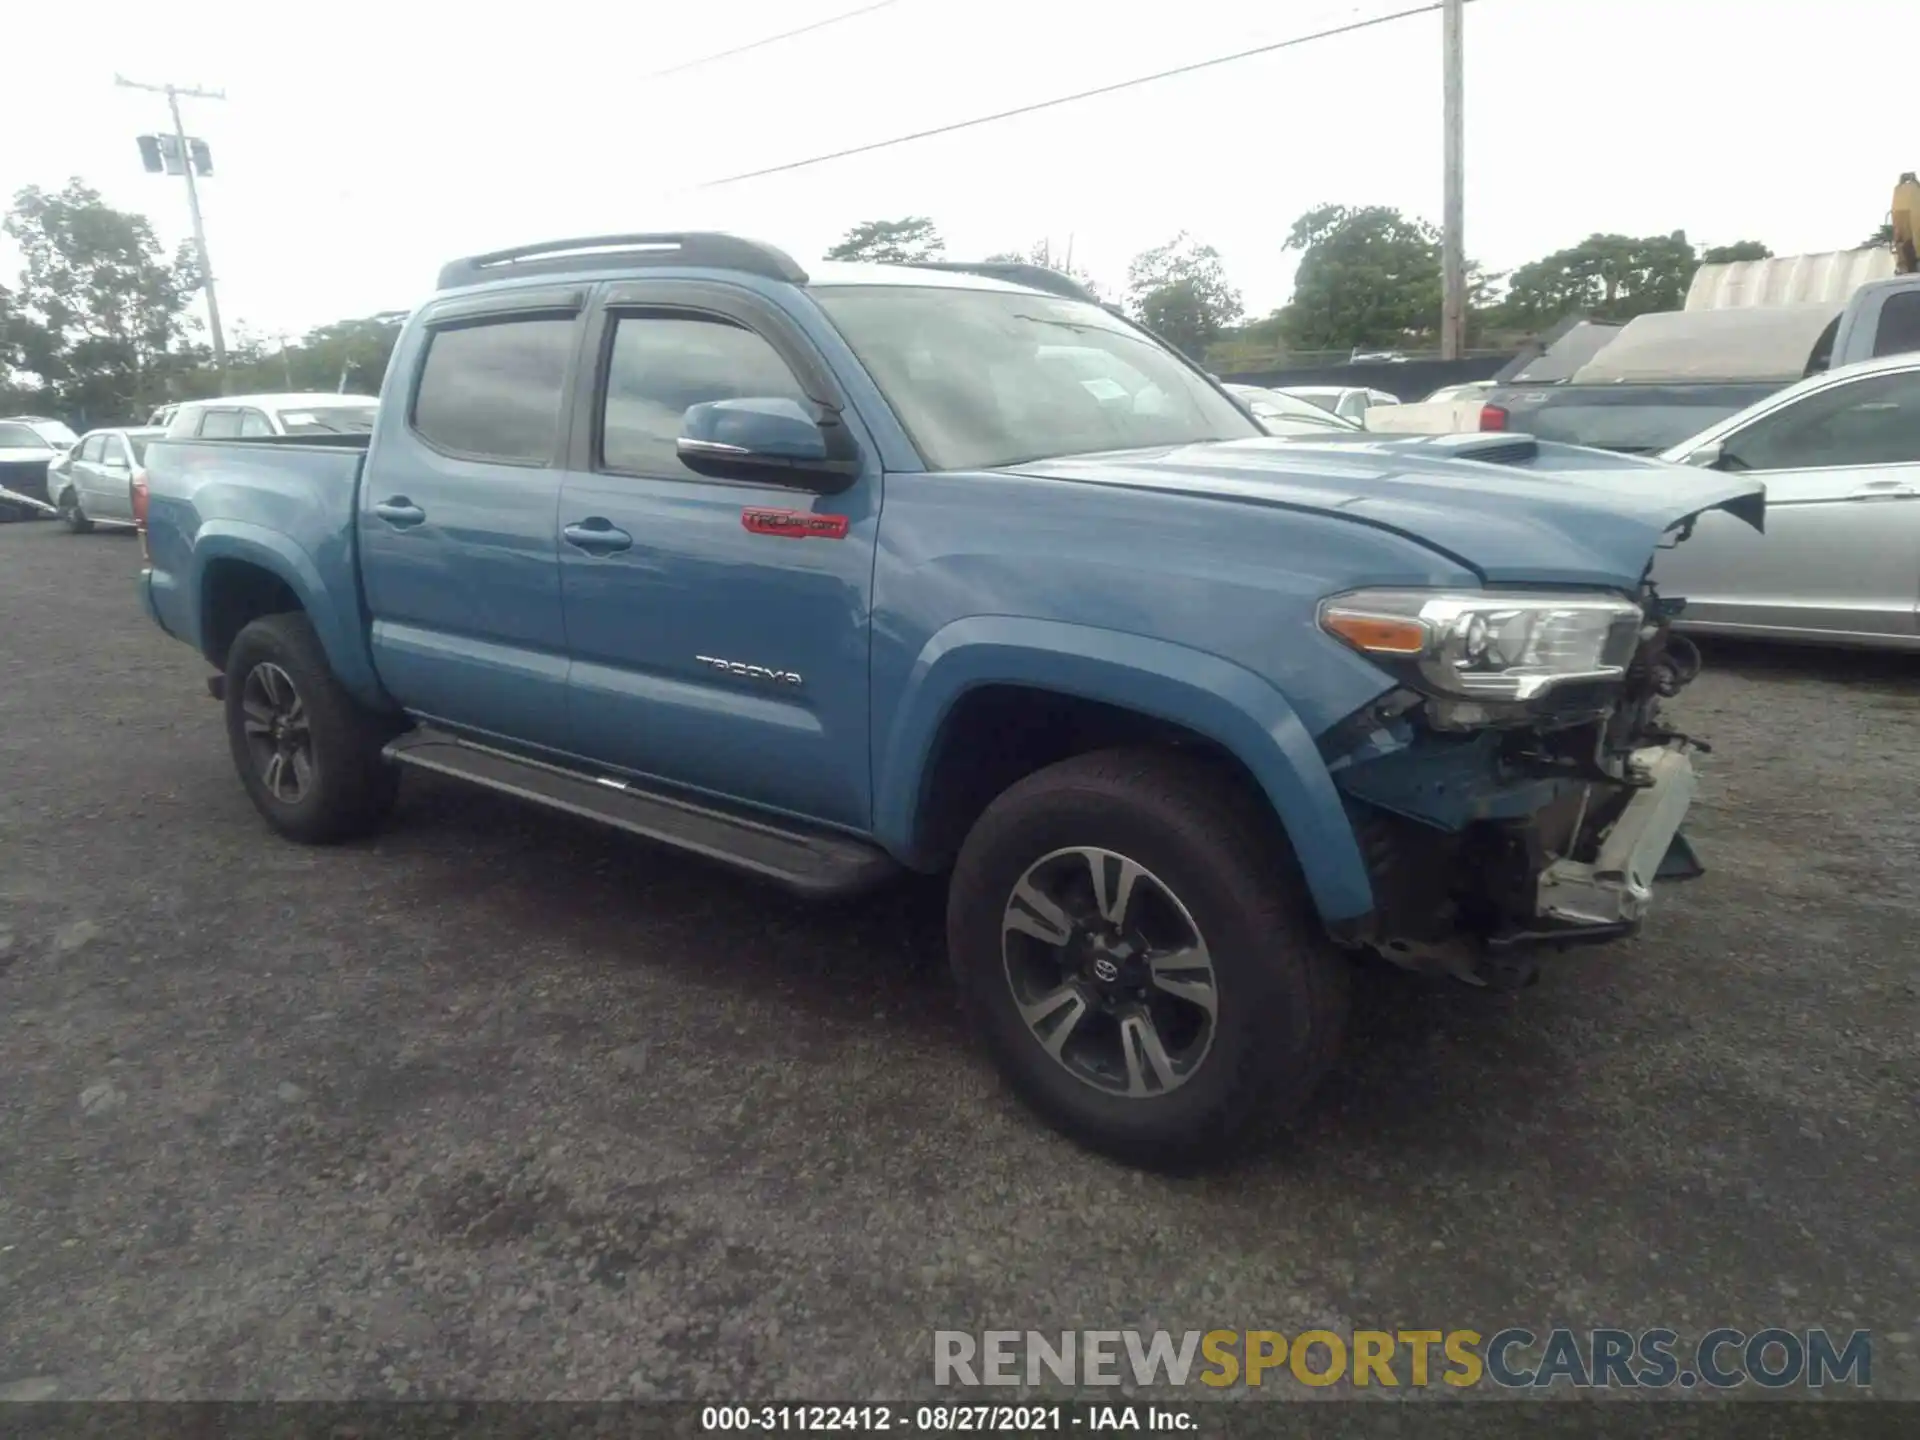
[4,0,1912,341]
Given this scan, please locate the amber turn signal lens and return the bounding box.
[1321,611,1428,655]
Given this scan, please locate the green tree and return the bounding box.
[825,217,945,264]
[3,179,203,423]
[221,311,407,397]
[1700,240,1773,265]
[1137,279,1227,360]
[1502,231,1698,327]
[1125,233,1241,355]
[1281,204,1444,351]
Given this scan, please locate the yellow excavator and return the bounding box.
[1893,171,1919,273]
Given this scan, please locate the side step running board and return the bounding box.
[383,727,899,899]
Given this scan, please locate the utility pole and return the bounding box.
[117,74,230,389]
[1440,0,1466,360]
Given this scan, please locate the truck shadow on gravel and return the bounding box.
[381,771,1580,1165]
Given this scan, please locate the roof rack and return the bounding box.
[437,233,809,291]
[902,261,1103,305]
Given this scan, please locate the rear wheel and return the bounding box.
[57,487,93,534]
[947,747,1348,1169]
[223,612,400,843]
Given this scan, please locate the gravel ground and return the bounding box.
[1,519,1915,1403]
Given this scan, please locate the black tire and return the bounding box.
[57,487,93,534]
[948,747,1349,1170]
[223,611,400,844]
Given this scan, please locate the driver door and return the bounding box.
[554,281,879,829]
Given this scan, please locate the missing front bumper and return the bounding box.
[1333,742,1704,987]
[1535,747,1698,929]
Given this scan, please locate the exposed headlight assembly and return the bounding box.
[1318,589,1645,710]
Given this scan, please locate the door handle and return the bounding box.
[563,518,633,554]
[1847,483,1918,500]
[373,497,427,527]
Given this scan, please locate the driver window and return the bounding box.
[1723,370,1920,471]
[601,311,808,478]
[79,435,107,462]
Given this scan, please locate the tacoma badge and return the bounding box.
[695,655,803,686]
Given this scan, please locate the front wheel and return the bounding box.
[223,612,400,844]
[57,488,93,534]
[947,748,1348,1170]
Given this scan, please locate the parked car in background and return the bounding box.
[159,393,380,440]
[1652,352,1920,650]
[1222,384,1362,433]
[51,426,164,534]
[0,416,80,516]
[1278,386,1400,426]
[1478,272,1920,454]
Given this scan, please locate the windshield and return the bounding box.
[813,286,1259,469]
[276,404,379,435]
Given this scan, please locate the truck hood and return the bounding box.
[1003,432,1766,590]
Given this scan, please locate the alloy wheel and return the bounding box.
[1001,846,1219,1098]
[240,662,314,804]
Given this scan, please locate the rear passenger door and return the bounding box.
[553,281,879,829]
[357,287,586,751]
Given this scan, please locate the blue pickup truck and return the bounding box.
[138,233,1764,1166]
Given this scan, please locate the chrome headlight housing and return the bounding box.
[1319,589,1645,707]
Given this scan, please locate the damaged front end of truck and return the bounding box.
[1314,504,1756,990]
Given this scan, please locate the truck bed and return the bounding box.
[141,436,370,669]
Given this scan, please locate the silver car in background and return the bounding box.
[1655,352,1920,650]
[51,426,165,534]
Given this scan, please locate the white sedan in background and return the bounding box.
[1276,385,1401,426]
[1223,384,1362,434]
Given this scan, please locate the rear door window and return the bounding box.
[412,316,575,463]
[239,409,274,438]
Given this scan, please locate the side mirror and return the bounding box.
[1684,440,1725,469]
[676,396,859,492]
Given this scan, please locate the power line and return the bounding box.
[698,1,1466,189]
[647,0,904,80]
